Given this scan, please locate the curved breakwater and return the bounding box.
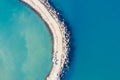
[21,0,70,80]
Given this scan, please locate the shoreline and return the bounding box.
[20,0,69,80]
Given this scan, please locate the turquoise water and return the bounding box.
[0,0,52,80]
[50,0,120,80]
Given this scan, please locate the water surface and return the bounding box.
[0,0,52,80]
[50,0,120,80]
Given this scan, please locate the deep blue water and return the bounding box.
[50,0,120,80]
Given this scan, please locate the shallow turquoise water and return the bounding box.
[0,0,52,80]
[50,0,120,80]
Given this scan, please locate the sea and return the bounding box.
[0,0,52,80]
[50,0,120,80]
[1,0,120,80]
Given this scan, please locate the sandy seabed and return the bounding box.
[21,0,69,80]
